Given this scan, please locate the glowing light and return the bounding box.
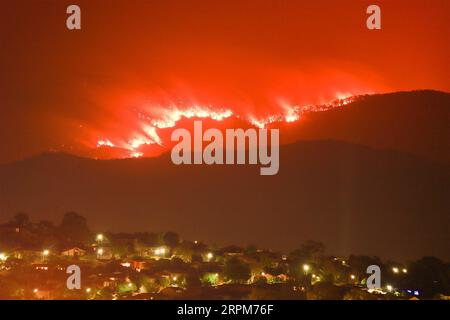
[97,248,104,255]
[402,268,408,274]
[249,115,280,129]
[386,285,393,292]
[33,288,39,293]
[128,137,152,149]
[335,92,353,100]
[172,276,177,281]
[143,125,162,145]
[130,151,143,158]
[96,234,104,241]
[285,111,300,123]
[97,139,115,148]
[86,288,91,293]
[350,274,356,280]
[392,267,399,274]
[279,101,300,123]
[0,253,7,261]
[42,249,50,256]
[93,96,361,159]
[206,252,213,260]
[151,105,233,129]
[302,264,310,272]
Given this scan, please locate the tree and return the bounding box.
[163,231,180,248]
[223,257,251,284]
[348,255,382,282]
[406,257,450,298]
[36,220,56,235]
[11,212,31,228]
[290,241,325,262]
[58,212,91,243]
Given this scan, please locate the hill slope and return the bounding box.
[282,90,450,163]
[0,140,448,260]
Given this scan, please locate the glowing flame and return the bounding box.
[284,109,300,123]
[94,94,360,158]
[97,139,115,148]
[143,125,162,145]
[131,151,144,158]
[150,105,233,129]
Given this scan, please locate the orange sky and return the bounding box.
[0,0,449,162]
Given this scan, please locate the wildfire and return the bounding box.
[96,139,115,148]
[150,105,234,129]
[95,95,359,159]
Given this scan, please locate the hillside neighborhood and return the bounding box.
[0,212,448,300]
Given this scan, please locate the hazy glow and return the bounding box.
[97,139,115,148]
[93,94,360,159]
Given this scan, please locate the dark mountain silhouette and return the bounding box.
[0,140,448,260]
[282,90,450,163]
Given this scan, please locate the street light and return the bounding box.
[402,268,408,274]
[350,274,356,280]
[302,264,310,272]
[42,249,50,257]
[206,252,213,260]
[392,267,399,274]
[96,234,104,242]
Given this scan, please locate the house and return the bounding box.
[141,245,170,259]
[218,245,243,257]
[130,259,146,271]
[61,247,86,257]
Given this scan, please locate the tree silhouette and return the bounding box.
[11,212,31,228]
[223,257,251,284]
[163,231,180,248]
[58,212,91,243]
[406,256,450,298]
